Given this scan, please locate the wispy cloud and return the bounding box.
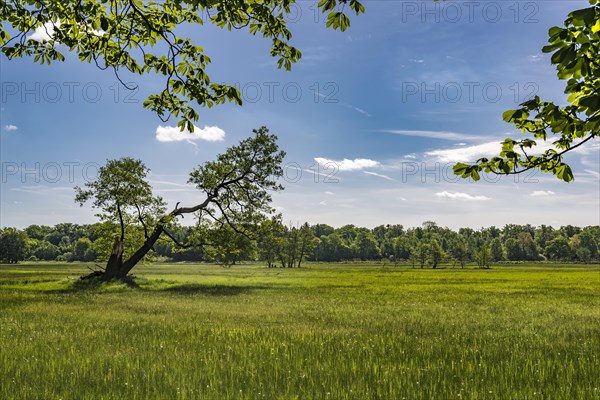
[155,125,225,143]
[149,180,191,188]
[314,157,380,171]
[379,129,485,142]
[149,180,196,193]
[3,124,18,131]
[528,55,543,62]
[572,139,600,155]
[426,141,503,162]
[530,190,555,197]
[426,140,556,163]
[363,171,394,181]
[435,191,491,201]
[316,92,371,117]
[408,58,425,63]
[10,185,72,195]
[345,104,372,117]
[300,46,333,65]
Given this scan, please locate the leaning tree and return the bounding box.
[75,126,285,279]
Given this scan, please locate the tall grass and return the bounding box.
[0,262,598,399]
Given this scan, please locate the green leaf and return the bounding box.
[555,165,574,182]
[318,0,336,12]
[542,43,563,53]
[100,16,109,31]
[548,26,564,39]
[570,7,596,25]
[551,45,576,64]
[502,109,519,122]
[579,94,600,113]
[453,163,468,176]
[350,0,365,15]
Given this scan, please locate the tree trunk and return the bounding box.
[104,237,124,278]
[118,225,165,278]
[83,194,215,280]
[83,225,165,280]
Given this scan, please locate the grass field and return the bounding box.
[0,262,599,399]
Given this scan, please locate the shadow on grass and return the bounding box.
[55,277,268,296]
[58,275,142,293]
[162,283,269,296]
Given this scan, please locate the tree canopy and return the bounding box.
[0,227,28,263]
[5,221,600,266]
[455,1,600,182]
[1,1,597,183]
[1,0,365,131]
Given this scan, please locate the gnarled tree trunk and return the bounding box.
[104,237,124,278]
[118,225,165,278]
[82,225,165,280]
[85,198,208,279]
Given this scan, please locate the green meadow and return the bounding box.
[0,262,599,399]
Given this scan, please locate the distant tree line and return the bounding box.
[0,221,598,267]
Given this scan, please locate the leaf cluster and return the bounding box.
[75,157,166,240]
[454,1,599,182]
[1,0,365,129]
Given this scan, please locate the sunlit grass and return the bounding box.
[1,262,598,399]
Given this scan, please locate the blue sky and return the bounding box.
[1,0,599,229]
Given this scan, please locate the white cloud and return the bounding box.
[28,22,57,42]
[426,140,549,163]
[409,58,425,63]
[345,105,372,117]
[149,180,191,188]
[363,171,394,181]
[299,46,332,65]
[27,20,104,42]
[314,157,380,171]
[3,124,18,131]
[426,139,557,163]
[426,141,503,162]
[380,129,485,142]
[308,97,371,117]
[530,190,555,197]
[325,191,335,195]
[528,55,543,62]
[155,125,225,143]
[149,180,196,193]
[435,191,491,201]
[10,185,72,195]
[571,139,600,155]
